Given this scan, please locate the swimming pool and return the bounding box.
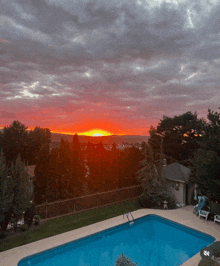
[18,214,215,266]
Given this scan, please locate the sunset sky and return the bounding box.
[1,0,220,136]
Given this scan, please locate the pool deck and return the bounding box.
[0,205,220,266]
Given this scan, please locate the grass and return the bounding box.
[0,199,141,252]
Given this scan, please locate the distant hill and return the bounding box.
[51,133,149,145]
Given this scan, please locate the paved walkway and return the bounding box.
[0,206,219,266]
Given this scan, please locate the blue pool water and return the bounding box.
[18,215,215,266]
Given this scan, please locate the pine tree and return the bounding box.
[33,143,50,204]
[1,154,32,231]
[1,120,28,166]
[0,151,11,226]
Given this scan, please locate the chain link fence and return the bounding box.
[35,185,143,220]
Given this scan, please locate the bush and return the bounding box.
[162,194,177,209]
[24,205,36,227]
[34,215,41,226]
[138,192,177,209]
[20,223,28,231]
[115,253,137,266]
[0,232,7,239]
[138,193,153,208]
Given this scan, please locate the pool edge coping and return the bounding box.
[0,206,220,266]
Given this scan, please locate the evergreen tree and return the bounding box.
[115,253,137,266]
[27,126,51,165]
[0,151,11,226]
[47,148,63,201]
[33,143,50,204]
[191,108,220,201]
[136,144,174,208]
[1,120,29,166]
[148,112,206,165]
[58,138,73,198]
[69,135,86,196]
[71,134,81,154]
[1,154,32,231]
[0,131,2,152]
[112,142,117,153]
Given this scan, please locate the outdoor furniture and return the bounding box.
[196,196,209,215]
[199,210,210,220]
[194,204,198,213]
[214,215,220,224]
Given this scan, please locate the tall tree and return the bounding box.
[33,143,50,204]
[118,147,143,188]
[1,121,28,166]
[136,143,174,208]
[148,112,206,165]
[0,151,11,227]
[1,154,32,231]
[0,131,2,152]
[27,127,51,165]
[71,134,81,154]
[47,148,62,201]
[191,108,220,201]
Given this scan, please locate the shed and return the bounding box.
[162,162,193,206]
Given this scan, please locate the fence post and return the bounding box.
[97,194,99,207]
[46,201,47,220]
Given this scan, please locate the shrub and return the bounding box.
[34,215,41,226]
[0,232,7,239]
[115,253,137,266]
[24,205,36,227]
[138,192,177,209]
[20,223,28,231]
[138,193,153,208]
[162,194,177,209]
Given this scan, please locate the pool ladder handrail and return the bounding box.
[123,212,135,224]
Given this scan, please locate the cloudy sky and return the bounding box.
[1,0,220,136]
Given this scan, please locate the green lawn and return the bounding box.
[0,200,141,252]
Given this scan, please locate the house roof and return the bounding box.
[162,162,190,183]
[25,165,36,177]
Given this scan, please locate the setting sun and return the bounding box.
[80,129,112,137]
[92,133,103,136]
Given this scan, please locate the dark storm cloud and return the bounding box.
[1,0,220,133]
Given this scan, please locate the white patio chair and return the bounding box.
[199,210,210,220]
[214,215,220,224]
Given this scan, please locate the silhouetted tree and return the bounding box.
[47,148,63,201]
[33,143,50,204]
[1,121,28,166]
[112,142,117,153]
[0,131,2,152]
[1,155,32,232]
[191,108,220,201]
[27,127,51,165]
[0,151,11,227]
[148,112,206,165]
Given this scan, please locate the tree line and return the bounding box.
[139,109,220,202]
[34,135,143,204]
[0,121,143,206]
[1,107,219,232]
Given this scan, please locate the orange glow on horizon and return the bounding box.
[79,129,112,136]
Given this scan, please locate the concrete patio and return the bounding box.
[0,205,219,266]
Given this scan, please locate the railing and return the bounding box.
[35,185,143,221]
[123,212,135,225]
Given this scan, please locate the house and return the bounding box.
[162,162,195,207]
